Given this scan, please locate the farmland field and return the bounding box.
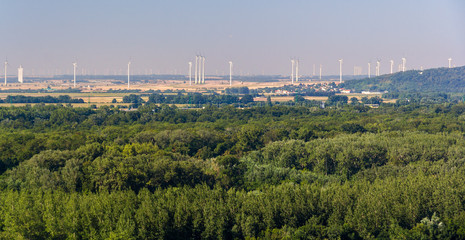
[0,78,358,106]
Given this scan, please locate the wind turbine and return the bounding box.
[368,62,371,78]
[448,58,452,68]
[295,59,299,82]
[376,60,380,76]
[402,58,406,72]
[127,61,131,89]
[194,56,198,84]
[291,59,295,84]
[73,61,77,87]
[4,59,8,86]
[229,61,233,86]
[18,65,23,83]
[202,56,205,84]
[339,59,343,83]
[188,61,192,85]
[319,64,322,80]
[390,60,394,74]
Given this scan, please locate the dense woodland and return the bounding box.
[1,101,465,239]
[341,66,465,93]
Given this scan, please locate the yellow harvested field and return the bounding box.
[0,79,394,105]
[0,78,338,92]
[254,96,327,102]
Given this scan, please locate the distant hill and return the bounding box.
[341,66,465,93]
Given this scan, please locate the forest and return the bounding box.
[341,66,465,93]
[1,101,465,239]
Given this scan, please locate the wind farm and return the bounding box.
[1,55,455,89]
[0,2,461,109]
[2,1,465,239]
[0,54,460,108]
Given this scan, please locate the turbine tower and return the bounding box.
[188,61,192,85]
[295,59,299,82]
[198,56,202,84]
[390,60,394,74]
[202,56,205,84]
[229,61,233,86]
[376,60,380,76]
[368,62,371,78]
[4,59,8,86]
[18,65,23,83]
[402,58,406,72]
[194,56,198,84]
[199,56,202,84]
[448,58,452,68]
[339,59,343,83]
[73,62,77,87]
[291,59,295,84]
[127,61,131,89]
[319,64,322,80]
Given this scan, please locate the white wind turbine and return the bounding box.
[73,61,77,87]
[188,61,192,85]
[339,59,343,83]
[4,59,8,86]
[127,61,131,89]
[18,65,24,83]
[295,59,299,82]
[291,59,295,84]
[202,56,205,84]
[368,62,371,78]
[194,56,198,84]
[229,61,233,86]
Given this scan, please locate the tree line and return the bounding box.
[0,95,84,104]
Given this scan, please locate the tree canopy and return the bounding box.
[0,101,465,238]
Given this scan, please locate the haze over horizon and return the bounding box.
[1,0,464,76]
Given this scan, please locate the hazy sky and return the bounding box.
[1,0,464,76]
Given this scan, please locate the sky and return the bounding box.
[1,0,464,76]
